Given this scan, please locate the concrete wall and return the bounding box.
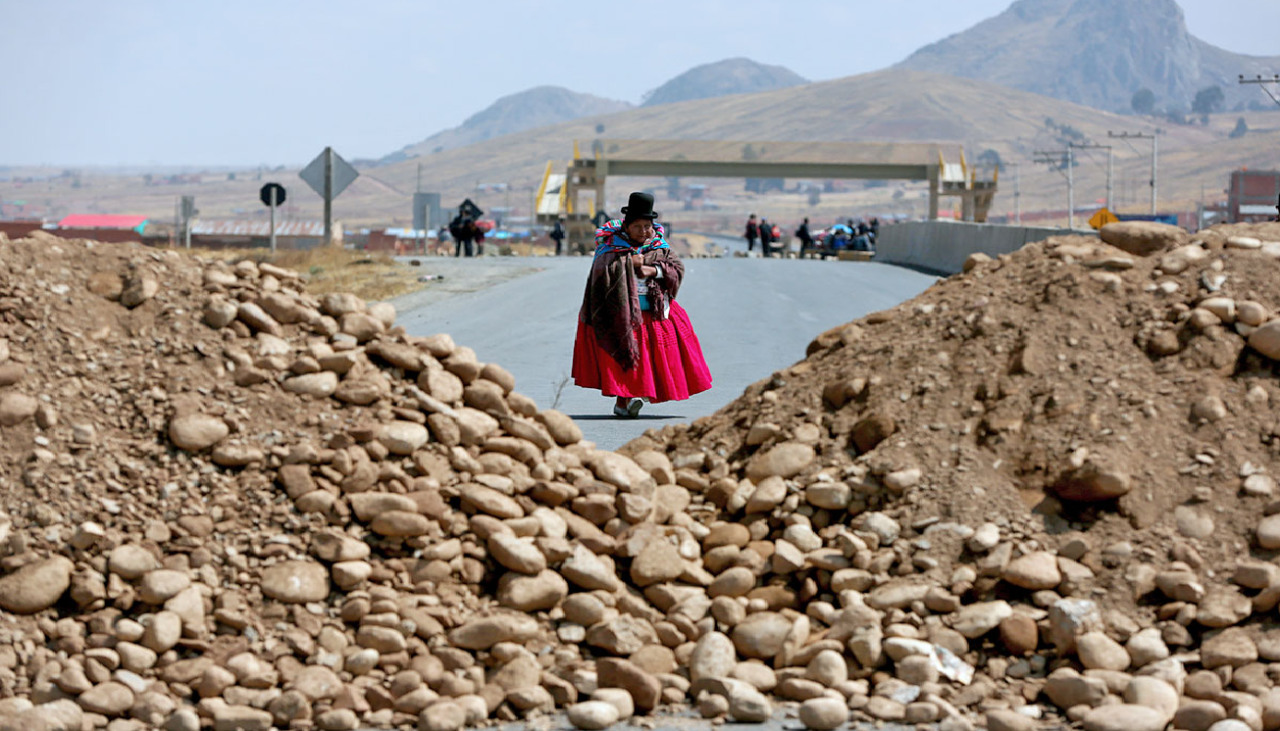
[876,221,1093,274]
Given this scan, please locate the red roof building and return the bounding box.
[57,214,148,231]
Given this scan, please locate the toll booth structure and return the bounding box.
[535,139,998,250]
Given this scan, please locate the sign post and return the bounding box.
[259,183,287,253]
[300,147,358,247]
[180,196,197,249]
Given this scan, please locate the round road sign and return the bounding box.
[259,183,286,207]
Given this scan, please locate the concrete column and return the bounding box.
[927,167,940,220]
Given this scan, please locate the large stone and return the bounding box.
[1081,704,1167,731]
[561,544,619,591]
[1003,551,1062,590]
[168,413,228,451]
[587,451,656,492]
[987,709,1036,731]
[294,666,343,701]
[727,688,772,723]
[1047,598,1102,652]
[1053,461,1131,502]
[1258,514,1280,549]
[488,533,547,575]
[567,701,619,730]
[732,612,793,659]
[0,556,72,614]
[597,657,661,711]
[260,561,329,603]
[236,302,281,335]
[379,421,429,455]
[137,569,191,604]
[799,697,848,730]
[1201,627,1257,668]
[536,409,583,445]
[1099,221,1187,256]
[745,442,815,480]
[496,570,567,611]
[1124,676,1178,722]
[952,600,1012,639]
[1248,320,1280,360]
[78,681,133,716]
[0,392,37,426]
[108,544,159,579]
[586,615,658,656]
[629,539,685,586]
[282,372,338,397]
[690,631,737,682]
[448,613,539,650]
[1044,668,1108,709]
[1077,631,1131,670]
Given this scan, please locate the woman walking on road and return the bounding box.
[572,192,713,417]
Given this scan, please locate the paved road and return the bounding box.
[394,243,935,450]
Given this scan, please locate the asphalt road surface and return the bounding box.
[394,242,935,450]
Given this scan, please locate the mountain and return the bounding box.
[383,86,632,163]
[27,69,1280,225]
[896,0,1280,114]
[641,58,808,107]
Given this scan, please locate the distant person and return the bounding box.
[448,215,470,257]
[471,219,486,256]
[759,217,773,256]
[795,218,813,256]
[550,216,567,256]
[437,223,449,255]
[572,192,712,418]
[744,214,759,252]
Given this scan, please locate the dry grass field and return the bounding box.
[194,247,426,302]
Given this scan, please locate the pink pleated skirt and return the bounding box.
[572,301,713,403]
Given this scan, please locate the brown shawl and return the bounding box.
[579,246,684,372]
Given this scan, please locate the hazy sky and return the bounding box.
[2,0,1276,167]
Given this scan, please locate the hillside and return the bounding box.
[8,70,1279,227]
[641,57,808,107]
[383,86,632,163]
[897,0,1280,114]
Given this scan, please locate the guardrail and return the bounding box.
[875,220,1095,274]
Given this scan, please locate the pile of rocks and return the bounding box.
[6,222,1280,731]
[623,221,1280,731]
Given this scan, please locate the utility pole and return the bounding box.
[323,147,333,247]
[1109,131,1158,215]
[1069,143,1114,210]
[1239,74,1280,109]
[1034,149,1075,228]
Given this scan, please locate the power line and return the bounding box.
[1107,131,1157,215]
[1070,143,1114,211]
[1239,74,1280,109]
[1033,149,1075,229]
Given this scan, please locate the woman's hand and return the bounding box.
[637,264,658,278]
[630,254,644,268]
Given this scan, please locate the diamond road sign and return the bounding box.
[299,147,359,201]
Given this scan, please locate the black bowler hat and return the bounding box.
[621,192,659,220]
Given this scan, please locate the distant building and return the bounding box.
[0,220,43,239]
[55,214,150,242]
[1228,170,1280,222]
[189,220,332,249]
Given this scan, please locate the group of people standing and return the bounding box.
[745,214,880,256]
[742,214,782,255]
[446,215,486,257]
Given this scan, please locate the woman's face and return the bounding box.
[625,219,654,242]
